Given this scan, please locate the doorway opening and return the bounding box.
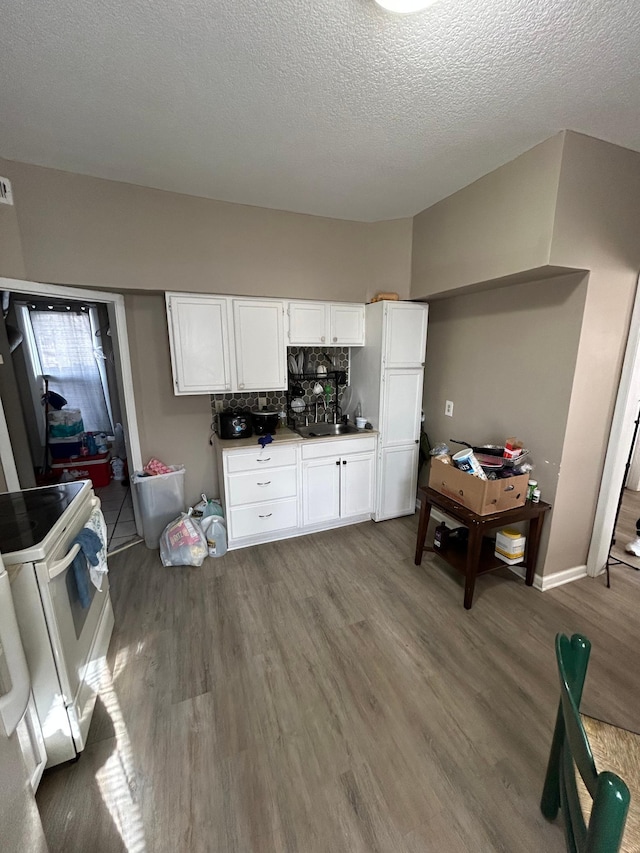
[0,277,143,553]
[588,271,640,586]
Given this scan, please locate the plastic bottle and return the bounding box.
[201,516,228,558]
[111,457,125,482]
[532,488,541,503]
[527,479,538,501]
[354,401,363,420]
[113,423,126,459]
[86,433,97,456]
[60,468,75,482]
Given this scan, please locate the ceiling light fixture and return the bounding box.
[374,0,438,12]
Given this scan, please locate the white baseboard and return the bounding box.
[535,564,588,591]
[423,504,587,592]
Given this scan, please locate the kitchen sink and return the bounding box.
[295,423,361,439]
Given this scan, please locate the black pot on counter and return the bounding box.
[251,410,279,435]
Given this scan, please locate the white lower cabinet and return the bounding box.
[341,452,376,519]
[377,444,419,521]
[219,435,377,549]
[222,445,299,546]
[301,439,376,527]
[302,457,341,526]
[229,498,298,540]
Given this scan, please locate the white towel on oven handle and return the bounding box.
[84,506,109,591]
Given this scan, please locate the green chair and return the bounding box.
[541,633,630,852]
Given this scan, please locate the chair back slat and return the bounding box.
[540,633,630,853]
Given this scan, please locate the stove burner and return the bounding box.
[0,482,85,554]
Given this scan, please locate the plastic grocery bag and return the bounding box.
[193,494,224,519]
[159,511,208,567]
[200,516,228,558]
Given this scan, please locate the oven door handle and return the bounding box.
[48,544,81,580]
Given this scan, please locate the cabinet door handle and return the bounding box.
[257,458,271,463]
[415,439,419,444]
[257,481,271,486]
[258,513,273,518]
[335,460,340,466]
[333,337,337,342]
[239,383,245,390]
[342,460,347,465]
[321,336,325,342]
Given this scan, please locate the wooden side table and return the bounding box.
[415,485,551,609]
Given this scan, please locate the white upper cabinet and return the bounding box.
[287,301,365,347]
[383,302,429,367]
[330,304,365,346]
[232,299,287,392]
[288,302,328,345]
[166,293,232,395]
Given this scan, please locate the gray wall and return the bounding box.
[125,293,217,506]
[422,272,588,570]
[0,156,413,500]
[0,157,413,302]
[411,134,565,299]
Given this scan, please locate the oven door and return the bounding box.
[34,496,114,757]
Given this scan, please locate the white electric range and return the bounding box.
[0,480,114,768]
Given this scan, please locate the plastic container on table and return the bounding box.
[131,466,186,549]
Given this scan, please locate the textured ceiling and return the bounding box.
[1,0,640,221]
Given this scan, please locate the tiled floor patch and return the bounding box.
[95,480,143,553]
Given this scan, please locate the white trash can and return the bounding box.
[132,466,186,549]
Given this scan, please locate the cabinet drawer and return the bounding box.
[229,499,298,540]
[226,445,298,473]
[301,437,377,460]
[227,467,297,507]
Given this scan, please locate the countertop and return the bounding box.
[215,426,378,451]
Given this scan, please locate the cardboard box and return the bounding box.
[428,457,529,515]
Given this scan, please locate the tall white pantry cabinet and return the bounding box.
[349,301,429,521]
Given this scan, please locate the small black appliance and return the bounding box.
[251,410,279,436]
[218,408,252,440]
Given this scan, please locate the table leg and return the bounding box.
[524,513,544,586]
[414,499,432,566]
[464,525,483,609]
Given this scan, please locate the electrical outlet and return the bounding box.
[258,396,267,409]
[445,400,454,417]
[214,399,224,413]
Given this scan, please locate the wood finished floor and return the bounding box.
[611,486,640,574]
[36,514,640,852]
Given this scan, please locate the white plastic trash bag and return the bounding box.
[200,516,227,558]
[159,512,208,567]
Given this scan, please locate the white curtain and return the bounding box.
[30,309,113,434]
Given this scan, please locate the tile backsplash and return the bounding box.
[210,347,350,422]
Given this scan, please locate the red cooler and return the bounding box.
[50,452,111,488]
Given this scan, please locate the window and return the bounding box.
[27,306,113,434]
